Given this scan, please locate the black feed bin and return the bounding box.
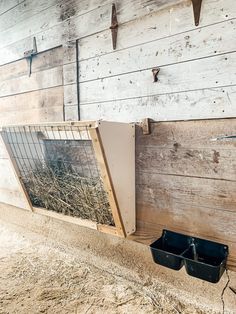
[150,230,228,283]
[183,237,228,283]
[150,230,189,270]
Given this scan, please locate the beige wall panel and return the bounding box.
[98,121,136,235]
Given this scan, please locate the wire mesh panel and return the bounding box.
[1,125,114,226]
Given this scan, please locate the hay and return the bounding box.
[23,163,114,226]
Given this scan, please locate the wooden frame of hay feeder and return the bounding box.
[0,121,135,237]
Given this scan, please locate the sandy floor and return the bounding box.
[0,221,228,314]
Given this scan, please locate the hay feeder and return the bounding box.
[1,121,135,237]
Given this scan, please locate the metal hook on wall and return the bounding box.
[24,37,38,77]
[152,67,160,82]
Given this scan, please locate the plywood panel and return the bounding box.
[98,121,136,235]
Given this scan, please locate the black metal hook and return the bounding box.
[152,68,160,82]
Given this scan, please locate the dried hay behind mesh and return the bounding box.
[24,163,114,226]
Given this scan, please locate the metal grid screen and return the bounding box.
[1,125,114,226]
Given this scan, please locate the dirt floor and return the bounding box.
[0,219,235,314]
[0,221,200,314]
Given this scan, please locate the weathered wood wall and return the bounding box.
[0,0,235,269]
[134,119,236,270]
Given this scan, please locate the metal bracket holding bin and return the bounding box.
[150,230,228,283]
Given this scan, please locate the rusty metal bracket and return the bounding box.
[191,0,202,26]
[152,68,160,82]
[110,3,118,50]
[24,37,38,77]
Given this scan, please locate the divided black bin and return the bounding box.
[150,230,189,270]
[150,230,228,283]
[183,237,228,283]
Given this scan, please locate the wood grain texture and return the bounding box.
[0,0,182,65]
[133,120,236,270]
[0,0,235,270]
[79,52,236,104]
[137,174,236,212]
[0,46,64,126]
[0,0,20,16]
[78,0,236,61]
[0,0,58,32]
[0,46,63,82]
[79,85,236,122]
[0,0,233,67]
[0,87,64,126]
[64,105,79,121]
[0,66,62,98]
[79,20,236,82]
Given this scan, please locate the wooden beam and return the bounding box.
[33,207,98,229]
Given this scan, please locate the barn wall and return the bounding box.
[0,0,236,270]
